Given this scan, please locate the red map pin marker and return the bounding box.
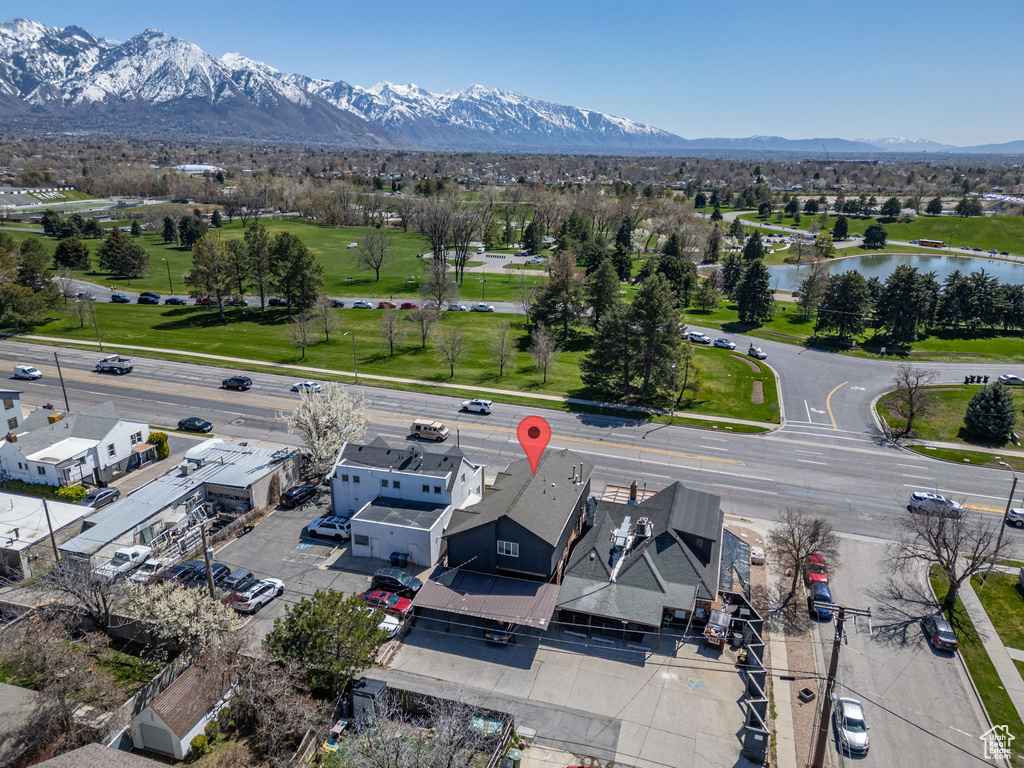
[517,415,551,475]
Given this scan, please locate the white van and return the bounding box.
[411,419,450,442]
[13,365,41,380]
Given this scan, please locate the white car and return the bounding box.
[353,300,373,309]
[713,338,736,350]
[527,256,547,264]
[363,607,401,638]
[308,516,352,541]
[448,303,468,311]
[476,246,486,254]
[129,559,164,584]
[347,242,358,249]
[907,491,962,517]
[998,374,1024,386]
[832,697,869,754]
[748,345,768,360]
[688,332,712,344]
[13,365,42,380]
[470,303,495,312]
[1006,508,1024,528]
[291,381,323,392]
[462,399,493,414]
[230,578,285,614]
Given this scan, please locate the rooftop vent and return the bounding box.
[613,515,632,549]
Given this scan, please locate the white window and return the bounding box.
[497,540,519,558]
[130,431,143,445]
[107,443,116,458]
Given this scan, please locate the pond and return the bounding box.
[766,253,1024,292]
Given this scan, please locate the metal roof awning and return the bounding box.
[131,443,154,453]
[414,567,560,629]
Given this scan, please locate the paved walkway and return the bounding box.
[913,439,1024,459]
[959,577,1024,722]
[16,333,779,430]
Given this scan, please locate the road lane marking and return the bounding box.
[825,381,849,430]
[781,431,874,443]
[902,483,1007,502]
[797,459,827,465]
[897,463,927,469]
[901,474,933,480]
[804,400,811,421]
[712,483,773,494]
[795,450,822,455]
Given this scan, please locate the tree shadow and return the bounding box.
[864,577,936,649]
[761,581,809,638]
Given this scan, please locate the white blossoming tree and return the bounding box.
[278,382,369,478]
[126,581,239,659]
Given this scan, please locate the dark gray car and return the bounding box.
[222,568,255,590]
[372,567,422,597]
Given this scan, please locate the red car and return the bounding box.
[359,589,413,618]
[194,296,216,306]
[805,553,828,585]
[400,302,418,310]
[377,300,397,309]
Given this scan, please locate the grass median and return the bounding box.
[27,303,780,424]
[878,385,1024,451]
[929,567,1024,768]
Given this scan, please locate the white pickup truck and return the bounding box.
[92,545,153,582]
[95,355,134,374]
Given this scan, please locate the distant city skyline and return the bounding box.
[19,0,1024,146]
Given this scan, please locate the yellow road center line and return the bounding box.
[825,381,848,430]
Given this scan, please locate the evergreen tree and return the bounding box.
[720,253,745,294]
[727,218,745,241]
[16,238,54,292]
[631,273,682,401]
[614,218,632,252]
[704,226,722,263]
[663,233,681,258]
[53,237,90,270]
[272,232,324,311]
[1001,284,1024,332]
[963,382,1016,442]
[610,245,632,282]
[710,204,723,222]
[863,223,887,249]
[83,218,103,238]
[742,230,766,262]
[968,269,1002,328]
[925,197,943,215]
[833,215,849,240]
[936,270,971,329]
[580,301,634,398]
[693,276,721,312]
[130,219,142,238]
[41,210,61,237]
[522,221,541,254]
[803,199,820,214]
[244,222,274,319]
[875,265,931,344]
[694,192,707,211]
[656,249,698,307]
[587,257,620,327]
[162,216,178,245]
[96,227,129,274]
[814,271,870,340]
[119,241,150,278]
[734,259,774,325]
[178,215,206,249]
[533,250,587,340]
[814,232,836,260]
[211,209,223,228]
[879,197,902,220]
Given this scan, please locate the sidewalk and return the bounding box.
[959,577,1024,721]
[913,439,1024,459]
[16,334,780,430]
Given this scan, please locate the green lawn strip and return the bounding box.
[878,385,1024,448]
[905,445,1024,471]
[929,567,1024,767]
[970,573,1024,651]
[739,211,1024,255]
[25,304,780,424]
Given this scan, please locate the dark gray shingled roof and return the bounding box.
[444,449,592,546]
[33,743,167,767]
[557,482,723,626]
[414,566,560,628]
[338,438,472,492]
[7,401,133,458]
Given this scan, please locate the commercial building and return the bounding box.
[0,492,94,578]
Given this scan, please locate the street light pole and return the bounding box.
[344,332,358,383]
[984,459,1017,586]
[670,364,678,425]
[88,300,102,351]
[162,258,173,294]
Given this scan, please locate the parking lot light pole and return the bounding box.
[343,332,358,383]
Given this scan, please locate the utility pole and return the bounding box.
[809,603,872,768]
[199,522,216,600]
[53,349,70,412]
[41,499,60,564]
[984,459,1017,586]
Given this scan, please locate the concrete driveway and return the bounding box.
[383,618,756,768]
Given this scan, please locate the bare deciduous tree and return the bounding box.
[41,560,124,630]
[887,507,1009,609]
[55,266,76,305]
[434,326,466,378]
[890,365,937,437]
[528,322,558,383]
[489,320,516,377]
[420,257,458,307]
[449,209,479,284]
[278,382,369,478]
[417,197,455,260]
[767,508,842,598]
[312,295,340,343]
[285,309,318,360]
[378,307,405,356]
[356,228,392,282]
[72,295,93,328]
[408,304,440,349]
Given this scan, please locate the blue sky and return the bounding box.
[21,0,1024,145]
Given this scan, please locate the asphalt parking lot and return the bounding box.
[213,488,432,644]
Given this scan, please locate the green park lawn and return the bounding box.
[32,303,780,423]
[877,384,1024,448]
[8,219,550,303]
[739,211,1024,256]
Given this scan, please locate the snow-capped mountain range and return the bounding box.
[0,19,1019,154]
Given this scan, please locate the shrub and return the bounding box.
[216,704,234,732]
[54,485,87,503]
[189,734,208,756]
[149,431,169,460]
[204,720,220,742]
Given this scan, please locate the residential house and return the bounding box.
[0,492,95,578]
[33,744,167,767]
[444,449,592,582]
[556,481,724,643]
[0,682,41,767]
[330,438,483,566]
[0,389,23,433]
[59,439,301,568]
[0,402,154,487]
[132,661,231,760]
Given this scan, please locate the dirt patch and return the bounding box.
[730,353,760,371]
[751,380,765,404]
